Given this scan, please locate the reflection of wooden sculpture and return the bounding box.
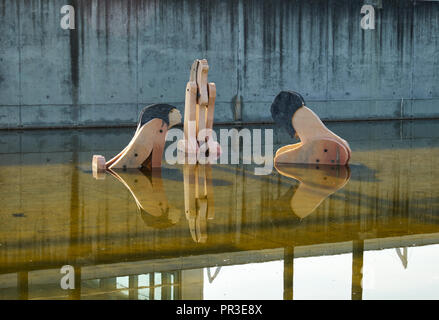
[93,104,181,172]
[183,164,215,243]
[107,168,181,228]
[275,164,350,218]
[271,91,351,165]
[178,59,220,159]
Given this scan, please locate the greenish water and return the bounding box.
[0,120,438,300]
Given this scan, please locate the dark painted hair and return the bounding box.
[138,103,177,127]
[270,91,306,139]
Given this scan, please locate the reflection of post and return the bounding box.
[181,269,203,299]
[129,275,138,300]
[395,247,408,269]
[69,139,81,300]
[283,247,294,300]
[100,277,116,291]
[149,272,155,300]
[174,271,182,300]
[17,272,29,300]
[351,240,364,300]
[162,273,172,300]
[68,266,82,300]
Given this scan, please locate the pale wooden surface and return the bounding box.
[92,155,106,172]
[275,138,349,165]
[274,106,351,165]
[183,81,199,154]
[180,59,219,161]
[109,119,167,169]
[196,59,209,107]
[293,106,351,156]
[206,83,216,131]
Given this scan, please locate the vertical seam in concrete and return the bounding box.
[410,1,416,118]
[17,0,22,127]
[69,0,80,126]
[236,0,244,121]
[136,0,139,113]
[326,1,330,101]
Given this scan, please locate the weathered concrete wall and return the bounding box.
[0,0,438,129]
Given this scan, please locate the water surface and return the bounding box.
[0,120,438,300]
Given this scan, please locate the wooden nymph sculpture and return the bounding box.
[271,91,351,165]
[93,104,181,173]
[178,59,220,159]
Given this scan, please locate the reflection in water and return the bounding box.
[108,168,180,229]
[1,120,439,300]
[275,164,350,218]
[100,163,349,243]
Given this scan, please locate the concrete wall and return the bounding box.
[0,0,438,129]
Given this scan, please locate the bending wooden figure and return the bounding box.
[92,104,181,173]
[271,91,351,165]
[178,59,220,160]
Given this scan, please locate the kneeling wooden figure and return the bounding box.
[271,91,351,165]
[93,104,181,173]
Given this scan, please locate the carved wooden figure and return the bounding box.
[271,91,351,165]
[92,104,181,173]
[275,164,350,218]
[178,59,220,160]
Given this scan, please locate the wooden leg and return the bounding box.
[293,106,351,159]
[183,81,199,155]
[109,119,167,169]
[196,104,207,145]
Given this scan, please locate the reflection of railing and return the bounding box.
[111,272,181,300]
[0,235,433,300]
[206,267,221,284]
[1,270,182,300]
[395,247,408,269]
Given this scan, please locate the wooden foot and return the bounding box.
[92,155,106,179]
[92,155,106,172]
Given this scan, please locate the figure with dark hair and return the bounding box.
[271,91,351,165]
[93,103,181,172]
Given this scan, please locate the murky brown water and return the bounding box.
[1,120,439,300]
